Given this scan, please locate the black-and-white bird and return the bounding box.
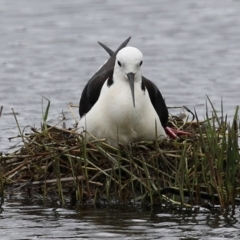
[78,37,169,146]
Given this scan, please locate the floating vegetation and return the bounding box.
[0,98,240,210]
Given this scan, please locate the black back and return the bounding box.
[79,37,131,117]
[97,40,169,128]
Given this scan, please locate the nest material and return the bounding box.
[1,110,240,209]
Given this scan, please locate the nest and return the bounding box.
[1,104,240,209]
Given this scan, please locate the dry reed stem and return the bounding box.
[0,105,240,208]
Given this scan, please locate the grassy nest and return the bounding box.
[0,100,240,209]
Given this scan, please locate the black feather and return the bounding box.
[79,37,131,117]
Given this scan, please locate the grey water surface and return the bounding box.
[0,197,240,240]
[1,0,240,239]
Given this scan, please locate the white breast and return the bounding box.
[78,79,166,146]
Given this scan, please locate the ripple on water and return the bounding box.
[1,0,240,152]
[1,0,240,239]
[1,197,240,239]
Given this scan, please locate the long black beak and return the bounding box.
[127,72,135,108]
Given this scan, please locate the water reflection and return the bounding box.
[1,198,240,239]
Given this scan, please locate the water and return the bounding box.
[1,197,240,240]
[1,0,240,238]
[1,0,240,152]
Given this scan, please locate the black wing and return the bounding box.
[97,41,114,56]
[79,37,131,117]
[142,77,168,127]
[98,41,169,127]
[79,69,114,117]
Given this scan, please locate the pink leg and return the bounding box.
[165,127,191,139]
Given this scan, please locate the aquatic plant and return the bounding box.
[0,98,239,210]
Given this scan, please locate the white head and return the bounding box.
[114,46,143,107]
